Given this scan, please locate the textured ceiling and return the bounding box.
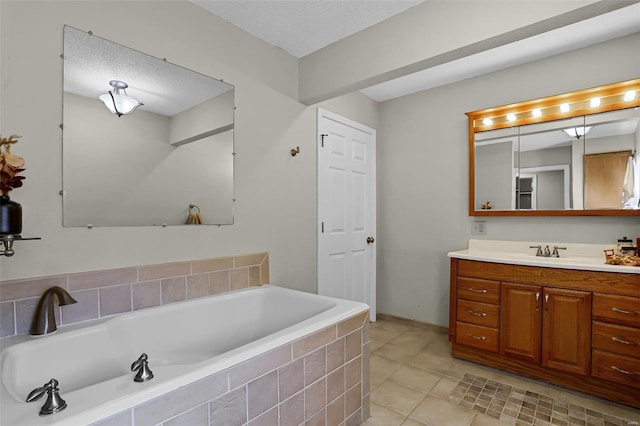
[192,0,423,58]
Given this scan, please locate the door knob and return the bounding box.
[366,237,375,244]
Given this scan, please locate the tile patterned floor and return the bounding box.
[364,318,640,426]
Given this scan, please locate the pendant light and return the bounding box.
[98,80,143,117]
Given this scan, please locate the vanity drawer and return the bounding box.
[456,321,499,353]
[593,294,640,328]
[457,277,500,304]
[592,349,640,389]
[592,321,640,358]
[457,299,499,328]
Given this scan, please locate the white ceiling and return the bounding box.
[192,1,640,102]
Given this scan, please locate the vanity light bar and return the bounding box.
[468,78,640,132]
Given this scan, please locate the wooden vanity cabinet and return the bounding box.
[450,258,640,408]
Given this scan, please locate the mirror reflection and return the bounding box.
[62,26,235,227]
[473,109,639,213]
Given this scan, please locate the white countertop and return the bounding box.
[448,239,640,275]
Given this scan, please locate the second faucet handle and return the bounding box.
[131,353,154,382]
[552,246,567,257]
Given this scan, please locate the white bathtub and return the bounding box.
[0,285,369,425]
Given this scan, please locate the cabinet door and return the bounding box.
[501,282,542,363]
[542,288,591,375]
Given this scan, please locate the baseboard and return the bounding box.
[376,313,449,335]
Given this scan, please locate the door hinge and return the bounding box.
[321,222,324,233]
[320,134,328,147]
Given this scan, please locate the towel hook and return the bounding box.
[290,146,300,157]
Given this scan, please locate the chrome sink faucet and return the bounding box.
[530,245,567,257]
[30,286,77,336]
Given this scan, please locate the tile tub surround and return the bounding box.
[0,252,269,337]
[90,310,370,426]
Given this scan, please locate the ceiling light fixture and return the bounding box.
[99,80,143,117]
[563,126,592,139]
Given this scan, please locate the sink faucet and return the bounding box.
[30,286,77,336]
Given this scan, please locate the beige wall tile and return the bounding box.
[293,325,337,358]
[345,356,361,390]
[363,320,370,343]
[345,330,362,362]
[62,289,99,325]
[327,337,345,372]
[234,252,267,268]
[305,346,327,386]
[279,391,304,426]
[68,267,137,291]
[91,410,133,426]
[210,270,231,294]
[229,344,292,388]
[209,386,247,426]
[132,280,161,311]
[279,358,304,402]
[327,394,345,426]
[0,301,15,337]
[345,383,362,418]
[191,257,233,274]
[248,406,278,426]
[186,274,209,299]
[163,404,208,426]
[14,297,42,335]
[362,393,370,422]
[161,277,186,304]
[305,378,327,419]
[247,370,278,420]
[260,255,270,284]
[338,312,368,338]
[0,275,67,302]
[134,372,228,426]
[249,266,260,286]
[327,366,345,403]
[362,342,370,396]
[306,407,326,426]
[230,268,249,291]
[138,262,190,281]
[99,284,132,316]
[346,407,362,426]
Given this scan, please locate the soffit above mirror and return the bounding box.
[467,78,640,217]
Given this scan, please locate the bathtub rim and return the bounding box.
[1,284,370,426]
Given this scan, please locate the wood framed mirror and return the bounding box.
[467,78,640,216]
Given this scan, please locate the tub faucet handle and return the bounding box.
[529,245,543,256]
[131,353,154,382]
[26,378,67,416]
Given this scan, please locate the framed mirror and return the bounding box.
[468,78,640,216]
[62,26,235,227]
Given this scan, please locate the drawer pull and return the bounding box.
[611,307,640,315]
[467,333,486,340]
[611,366,640,376]
[468,288,488,294]
[611,336,640,346]
[468,310,487,317]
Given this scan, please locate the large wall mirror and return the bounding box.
[62,26,235,227]
[468,79,640,216]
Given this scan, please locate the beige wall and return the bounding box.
[299,0,608,104]
[377,33,640,326]
[0,0,378,292]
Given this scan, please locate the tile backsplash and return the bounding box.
[0,252,269,338]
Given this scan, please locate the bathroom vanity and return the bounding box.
[449,240,640,408]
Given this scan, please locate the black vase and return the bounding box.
[0,195,22,235]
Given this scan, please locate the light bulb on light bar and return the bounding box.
[506,113,516,122]
[590,97,601,108]
[560,103,570,113]
[624,90,636,102]
[532,109,542,118]
[482,118,493,126]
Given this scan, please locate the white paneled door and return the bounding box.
[317,108,376,321]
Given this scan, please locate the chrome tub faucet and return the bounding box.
[30,286,77,336]
[26,378,67,416]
